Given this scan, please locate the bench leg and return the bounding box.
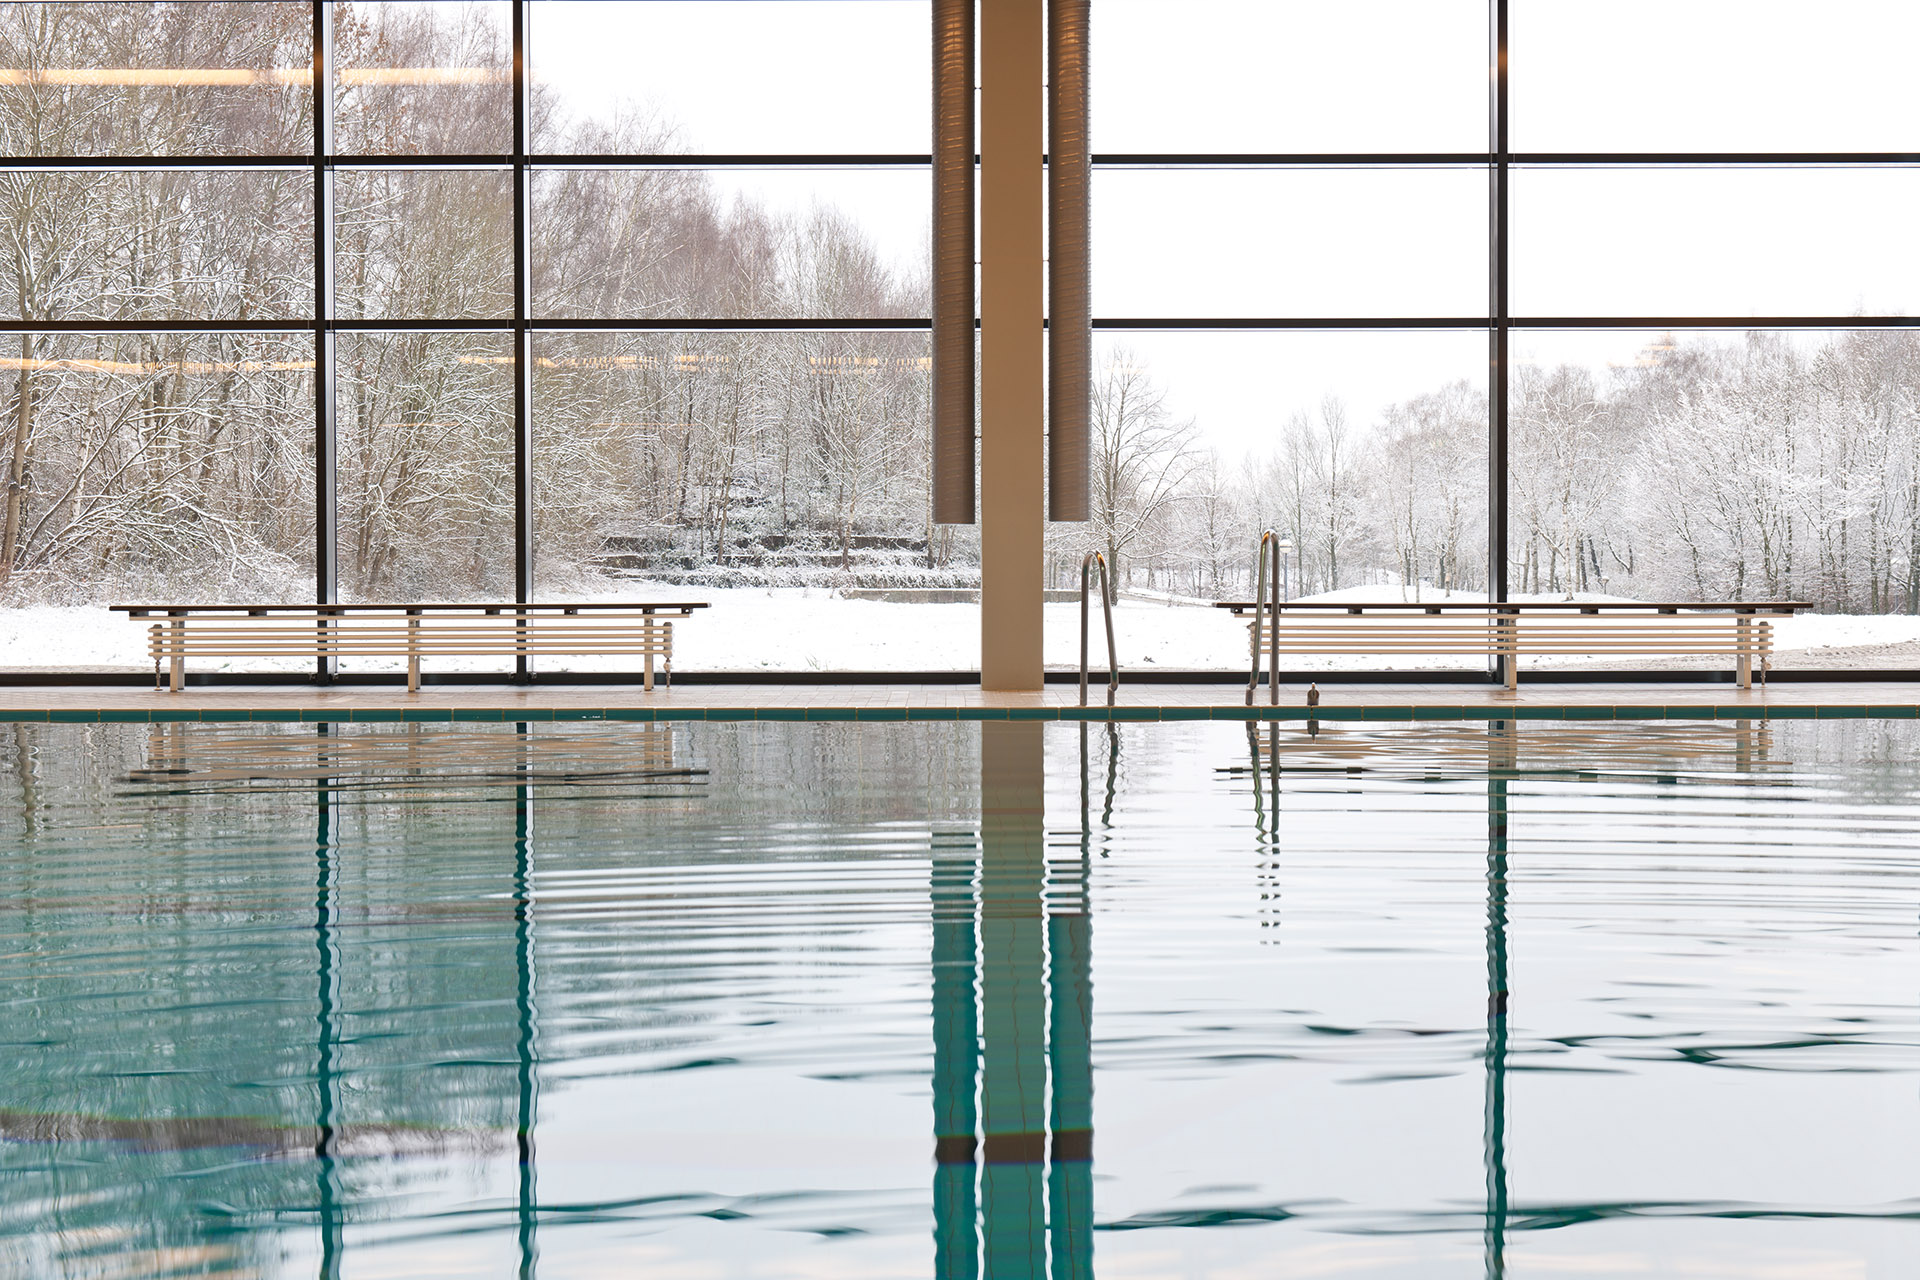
[643,627,655,693]
[169,620,184,693]
[1736,619,1753,690]
[407,614,421,693]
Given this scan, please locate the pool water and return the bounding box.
[1,719,1916,1278]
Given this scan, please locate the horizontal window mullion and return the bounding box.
[1093,152,1920,167]
[531,153,932,168]
[13,151,1916,172]
[1510,315,1920,330]
[1089,317,1920,331]
[0,156,312,171]
[12,317,1920,334]
[528,318,931,332]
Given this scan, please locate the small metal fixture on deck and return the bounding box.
[1079,552,1118,707]
[1307,683,1320,707]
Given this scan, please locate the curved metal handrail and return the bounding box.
[1247,531,1282,706]
[1079,552,1119,706]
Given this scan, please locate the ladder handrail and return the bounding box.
[1247,531,1282,706]
[1079,552,1119,706]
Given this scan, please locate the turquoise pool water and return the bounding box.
[1,719,1916,1278]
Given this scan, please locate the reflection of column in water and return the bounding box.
[1484,722,1514,1280]
[932,814,981,1279]
[980,723,1048,1278]
[514,728,540,1280]
[313,723,344,1280]
[1048,735,1093,1280]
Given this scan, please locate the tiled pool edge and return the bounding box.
[9,704,1918,724]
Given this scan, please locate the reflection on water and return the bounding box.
[0,719,1917,1278]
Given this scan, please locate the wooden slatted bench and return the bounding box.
[110,602,710,693]
[1214,599,1809,701]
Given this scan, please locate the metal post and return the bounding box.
[1269,539,1280,705]
[314,1,337,686]
[512,0,534,682]
[1487,0,1510,686]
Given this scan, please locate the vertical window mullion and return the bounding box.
[1488,0,1511,663]
[512,0,534,662]
[314,0,338,683]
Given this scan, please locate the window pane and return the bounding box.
[1095,168,1487,318]
[334,168,513,320]
[1508,330,1920,667]
[1511,167,1920,318]
[533,167,928,320]
[337,332,514,603]
[332,0,510,156]
[531,1,929,155]
[1094,0,1486,154]
[1062,330,1488,670]
[532,330,964,671]
[0,332,314,670]
[1512,0,1920,153]
[1,170,312,321]
[0,1,312,157]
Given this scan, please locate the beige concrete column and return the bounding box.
[979,0,1046,690]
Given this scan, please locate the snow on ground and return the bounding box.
[3,588,1919,674]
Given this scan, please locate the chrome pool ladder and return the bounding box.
[1247,531,1282,705]
[1079,551,1118,706]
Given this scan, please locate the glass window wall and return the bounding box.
[0,0,1914,676]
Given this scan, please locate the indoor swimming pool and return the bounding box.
[0,719,1915,1278]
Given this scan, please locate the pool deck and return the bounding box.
[0,680,1916,721]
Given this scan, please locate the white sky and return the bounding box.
[525,0,1920,461]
